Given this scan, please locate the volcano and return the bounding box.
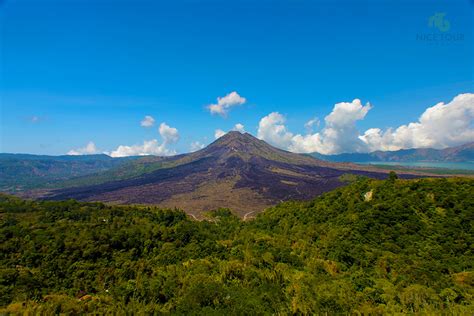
[43,132,404,218]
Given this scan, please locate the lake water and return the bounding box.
[358,161,474,171]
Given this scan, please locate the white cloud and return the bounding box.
[207,91,246,117]
[233,123,245,132]
[304,117,319,133]
[257,112,294,149]
[289,99,372,154]
[109,139,176,157]
[190,141,205,152]
[359,93,474,151]
[257,93,473,154]
[108,122,180,157]
[358,128,391,151]
[213,124,244,139]
[140,115,155,127]
[159,122,179,144]
[215,129,226,139]
[67,141,99,155]
[325,99,371,127]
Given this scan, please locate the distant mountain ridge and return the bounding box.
[0,153,137,191]
[22,132,419,217]
[311,142,474,163]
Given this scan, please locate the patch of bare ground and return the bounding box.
[155,177,272,218]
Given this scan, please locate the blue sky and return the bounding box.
[1,0,472,155]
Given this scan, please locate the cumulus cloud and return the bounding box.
[233,123,245,132]
[140,115,155,127]
[109,122,180,157]
[257,112,294,149]
[213,124,244,140]
[207,91,246,117]
[67,141,99,155]
[109,140,176,157]
[289,99,372,154]
[159,122,179,144]
[190,141,205,152]
[359,93,474,151]
[257,93,473,154]
[214,129,226,139]
[260,100,371,154]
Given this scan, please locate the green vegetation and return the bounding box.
[1,177,473,314]
[52,158,169,189]
[0,154,136,192]
[362,163,474,176]
[338,173,367,183]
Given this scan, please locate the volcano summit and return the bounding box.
[39,132,404,217]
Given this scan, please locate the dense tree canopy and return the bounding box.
[1,177,473,314]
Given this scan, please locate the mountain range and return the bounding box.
[8,132,419,218]
[312,142,474,163]
[0,153,137,191]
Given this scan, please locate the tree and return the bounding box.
[388,171,398,182]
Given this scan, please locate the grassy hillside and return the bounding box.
[0,154,137,192]
[1,176,473,314]
[353,162,474,175]
[48,155,175,189]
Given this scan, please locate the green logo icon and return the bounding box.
[428,13,451,32]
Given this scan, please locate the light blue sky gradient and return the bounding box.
[1,0,472,154]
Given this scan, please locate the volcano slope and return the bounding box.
[41,132,417,217]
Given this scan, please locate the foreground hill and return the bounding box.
[312,142,474,163]
[32,132,418,217]
[1,177,473,314]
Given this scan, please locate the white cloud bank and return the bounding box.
[67,141,99,155]
[257,93,474,154]
[359,93,474,151]
[140,115,155,127]
[109,122,180,157]
[109,139,175,157]
[207,91,246,117]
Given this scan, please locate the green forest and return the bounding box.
[1,176,473,314]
